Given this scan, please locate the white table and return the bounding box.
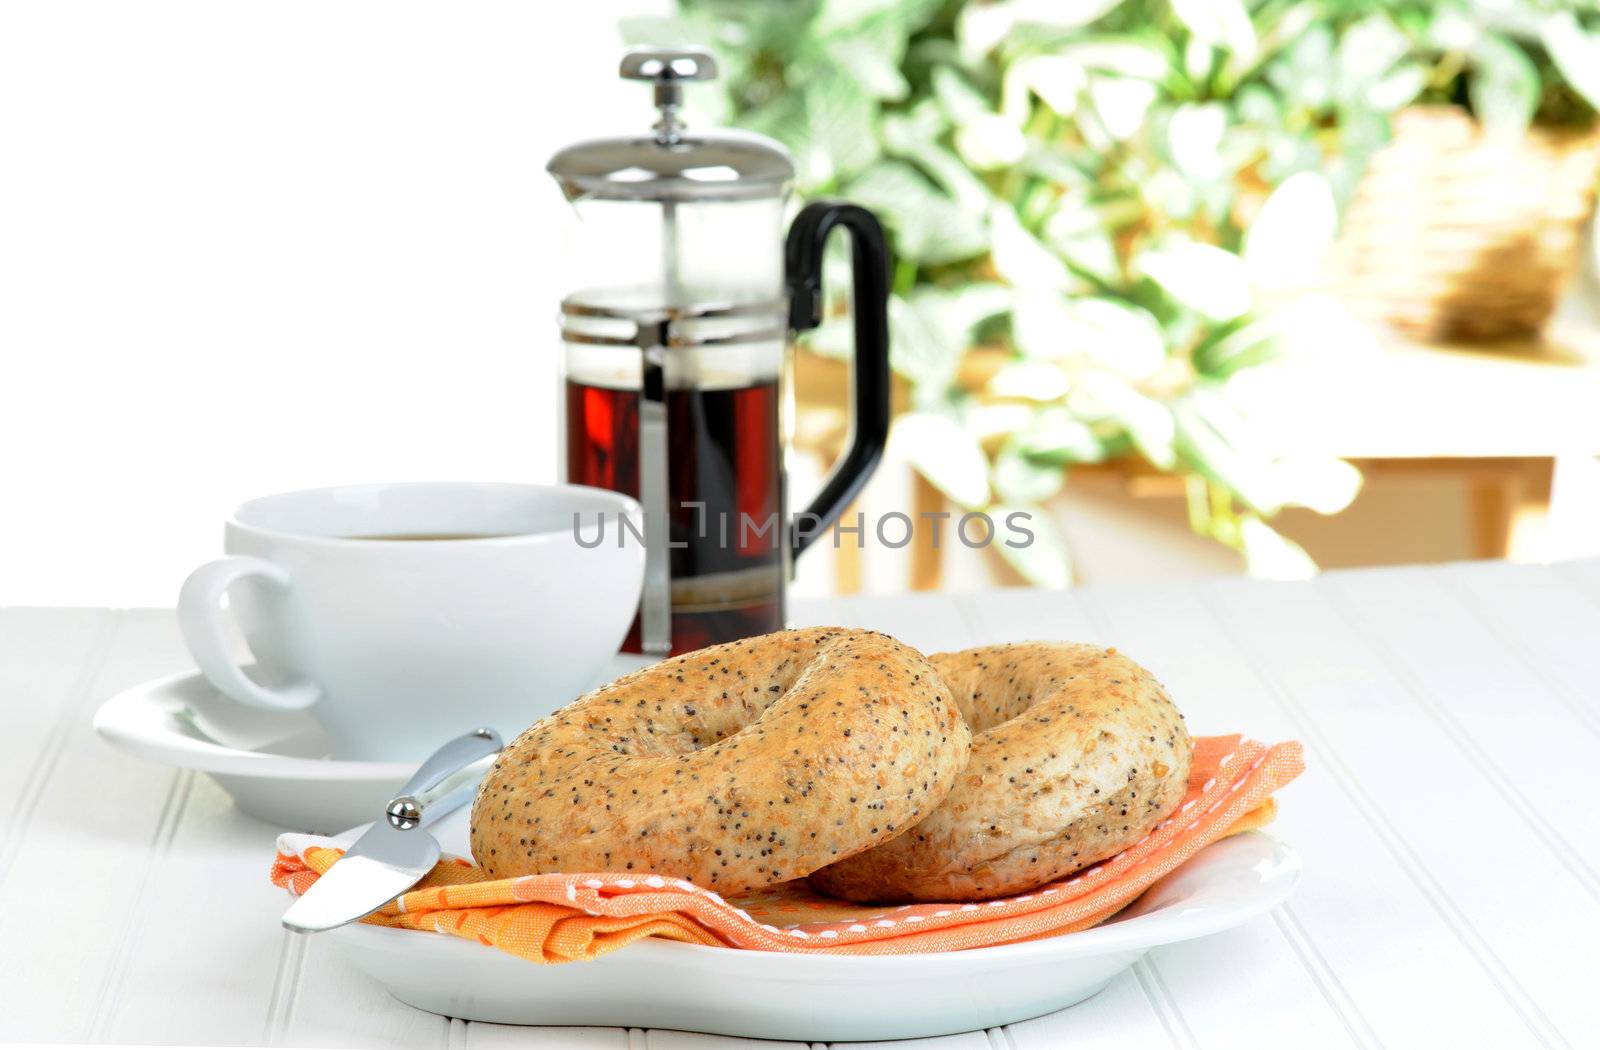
[3,560,1598,1048]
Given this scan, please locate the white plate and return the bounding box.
[94,655,653,831]
[326,806,1300,1042]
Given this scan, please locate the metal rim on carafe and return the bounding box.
[559,296,788,350]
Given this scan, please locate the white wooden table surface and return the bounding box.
[3,559,1599,1049]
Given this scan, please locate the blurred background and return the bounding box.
[4,0,1600,606]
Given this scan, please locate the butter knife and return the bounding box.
[281,727,502,933]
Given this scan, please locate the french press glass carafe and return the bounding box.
[551,48,891,656]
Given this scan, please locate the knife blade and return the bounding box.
[282,726,502,933]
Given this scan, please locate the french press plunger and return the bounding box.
[551,48,891,656]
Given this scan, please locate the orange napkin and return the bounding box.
[272,734,1302,962]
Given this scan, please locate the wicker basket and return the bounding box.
[1336,106,1600,342]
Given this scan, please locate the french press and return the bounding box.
[550,48,891,656]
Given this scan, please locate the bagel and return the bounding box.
[469,627,970,895]
[810,643,1191,903]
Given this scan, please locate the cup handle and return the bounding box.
[177,556,321,712]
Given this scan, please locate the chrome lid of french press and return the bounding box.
[552,47,791,368]
[547,48,794,203]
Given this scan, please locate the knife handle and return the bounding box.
[385,727,503,830]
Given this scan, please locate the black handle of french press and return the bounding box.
[784,201,892,559]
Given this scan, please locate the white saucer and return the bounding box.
[324,807,1301,1041]
[94,655,654,831]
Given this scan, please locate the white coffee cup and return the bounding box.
[177,482,644,761]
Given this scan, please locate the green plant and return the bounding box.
[1392,1,1600,133]
[623,0,1598,584]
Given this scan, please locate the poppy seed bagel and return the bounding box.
[469,627,971,895]
[809,643,1191,903]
